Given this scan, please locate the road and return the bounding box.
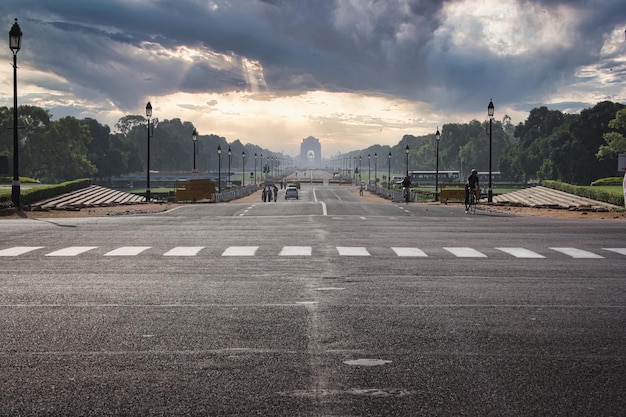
[1,178,625,416]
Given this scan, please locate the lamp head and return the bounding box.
[435,127,441,141]
[488,99,494,118]
[146,102,152,118]
[192,129,197,142]
[217,145,221,154]
[9,19,22,53]
[405,145,409,154]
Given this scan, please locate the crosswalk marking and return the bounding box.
[163,247,205,256]
[392,247,428,257]
[0,246,44,256]
[279,246,312,256]
[444,247,487,258]
[104,246,152,256]
[0,246,623,259]
[337,247,370,256]
[222,246,259,256]
[45,246,98,257]
[550,247,604,259]
[603,248,626,256]
[495,247,545,258]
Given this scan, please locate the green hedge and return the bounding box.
[543,180,624,207]
[0,179,91,208]
[591,177,623,186]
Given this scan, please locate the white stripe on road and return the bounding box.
[222,246,259,256]
[0,246,44,256]
[444,247,487,258]
[495,247,545,258]
[603,248,626,256]
[550,247,604,259]
[45,246,98,257]
[104,246,152,256]
[163,247,205,256]
[279,246,312,256]
[391,247,428,257]
[337,247,370,256]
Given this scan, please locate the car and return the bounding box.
[285,186,299,200]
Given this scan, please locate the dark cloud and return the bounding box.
[1,0,624,119]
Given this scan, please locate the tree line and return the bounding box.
[341,101,625,185]
[0,106,280,183]
[1,101,625,185]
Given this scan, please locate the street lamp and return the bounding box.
[191,129,198,174]
[435,127,441,202]
[242,150,246,186]
[217,145,222,194]
[405,144,410,177]
[227,146,231,189]
[487,99,494,203]
[388,152,391,191]
[368,154,371,183]
[254,152,257,185]
[374,153,378,190]
[145,102,152,201]
[10,18,22,208]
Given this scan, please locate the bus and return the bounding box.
[409,170,460,185]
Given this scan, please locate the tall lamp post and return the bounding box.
[9,19,22,209]
[405,145,410,177]
[242,151,246,186]
[227,146,231,189]
[254,153,257,184]
[435,127,441,201]
[368,154,371,183]
[387,152,391,191]
[487,99,494,203]
[191,129,198,176]
[374,153,378,190]
[145,102,152,201]
[217,145,222,194]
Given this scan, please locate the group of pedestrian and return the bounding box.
[262,185,278,202]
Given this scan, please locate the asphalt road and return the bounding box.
[1,180,625,416]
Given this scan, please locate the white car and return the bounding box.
[285,186,299,200]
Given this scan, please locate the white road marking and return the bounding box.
[163,246,205,256]
[391,247,428,257]
[444,247,487,258]
[337,247,370,256]
[45,246,98,257]
[495,247,545,258]
[279,246,312,256]
[222,246,259,256]
[550,247,604,259]
[603,248,626,256]
[0,246,44,256]
[104,246,152,256]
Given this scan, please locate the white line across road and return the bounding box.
[550,247,605,259]
[45,246,98,257]
[392,247,428,257]
[279,246,312,256]
[444,247,487,258]
[603,248,626,256]
[0,246,44,256]
[163,247,205,256]
[105,246,152,256]
[496,247,546,258]
[222,246,259,256]
[336,246,370,256]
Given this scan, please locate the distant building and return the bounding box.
[300,136,322,168]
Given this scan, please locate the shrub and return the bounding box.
[591,177,623,186]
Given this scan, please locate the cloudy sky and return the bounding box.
[0,0,624,156]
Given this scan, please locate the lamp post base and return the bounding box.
[11,181,20,208]
[487,188,493,203]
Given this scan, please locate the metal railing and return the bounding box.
[214,184,259,203]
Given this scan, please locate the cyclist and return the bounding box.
[401,176,411,202]
[465,169,480,213]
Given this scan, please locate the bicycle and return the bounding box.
[403,186,411,203]
[466,187,477,214]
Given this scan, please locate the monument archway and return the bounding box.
[300,136,321,168]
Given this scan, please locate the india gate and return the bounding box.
[299,136,322,168]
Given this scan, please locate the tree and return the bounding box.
[597,108,626,161]
[23,116,96,182]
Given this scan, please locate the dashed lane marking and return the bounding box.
[391,247,428,257]
[550,247,604,259]
[0,246,44,256]
[163,247,205,256]
[444,247,487,258]
[336,247,370,256]
[45,246,98,257]
[222,246,259,256]
[495,247,546,258]
[279,246,312,256]
[104,246,152,256]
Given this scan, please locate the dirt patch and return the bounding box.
[0,203,184,220]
